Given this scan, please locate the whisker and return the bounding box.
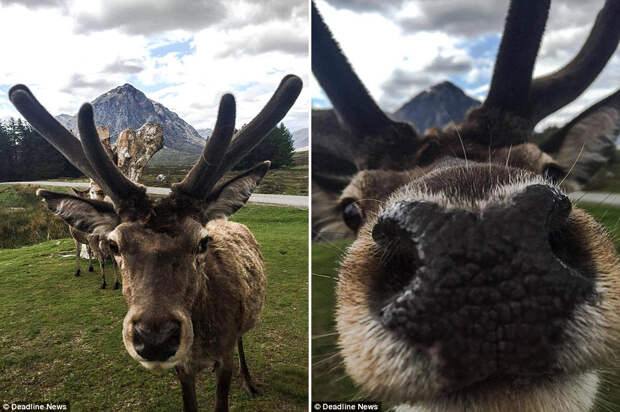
[505,144,513,168]
[559,142,586,187]
[440,102,468,167]
[312,331,339,339]
[312,273,338,281]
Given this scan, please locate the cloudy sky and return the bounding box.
[0,0,308,133]
[312,0,619,130]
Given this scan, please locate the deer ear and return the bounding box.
[540,90,619,191]
[203,161,270,221]
[37,189,119,235]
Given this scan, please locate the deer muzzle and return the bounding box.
[370,184,597,389]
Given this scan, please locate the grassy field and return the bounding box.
[0,186,73,249]
[585,150,620,193]
[312,203,620,409]
[8,151,309,196]
[0,197,308,410]
[141,151,308,196]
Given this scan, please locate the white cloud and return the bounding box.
[0,0,308,136]
[314,0,619,129]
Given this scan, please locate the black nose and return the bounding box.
[372,184,571,248]
[370,184,594,387]
[133,320,181,362]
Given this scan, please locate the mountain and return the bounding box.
[56,84,204,153]
[197,128,212,139]
[292,127,308,149]
[392,81,481,133]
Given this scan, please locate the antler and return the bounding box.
[217,74,302,175]
[483,0,550,117]
[9,85,147,210]
[478,0,619,144]
[9,85,103,183]
[172,94,235,198]
[528,0,620,125]
[311,2,421,169]
[172,74,302,200]
[78,103,148,210]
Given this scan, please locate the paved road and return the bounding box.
[2,181,619,208]
[0,181,308,209]
[569,191,620,207]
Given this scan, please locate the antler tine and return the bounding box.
[216,74,302,175]
[311,2,393,134]
[78,103,147,206]
[173,94,236,199]
[8,85,103,183]
[483,0,550,117]
[528,0,620,126]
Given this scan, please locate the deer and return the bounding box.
[68,185,120,289]
[9,73,302,412]
[312,1,619,411]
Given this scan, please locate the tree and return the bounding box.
[234,123,294,170]
[0,118,82,181]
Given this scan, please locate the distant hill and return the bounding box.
[197,128,212,139]
[55,83,204,154]
[292,127,308,149]
[392,81,481,133]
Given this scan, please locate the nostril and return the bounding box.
[545,189,571,232]
[373,200,443,247]
[515,184,571,232]
[132,320,181,361]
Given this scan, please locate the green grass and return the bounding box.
[312,204,620,408]
[0,186,73,249]
[141,151,308,196]
[0,204,308,411]
[585,150,620,193]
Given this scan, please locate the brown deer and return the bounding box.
[68,185,120,289]
[9,74,302,412]
[312,1,619,411]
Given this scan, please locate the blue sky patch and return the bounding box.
[150,38,195,58]
[464,34,500,59]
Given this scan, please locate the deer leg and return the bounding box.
[176,366,198,412]
[215,351,233,412]
[99,257,106,289]
[87,246,94,272]
[238,337,260,397]
[112,261,120,290]
[74,239,81,277]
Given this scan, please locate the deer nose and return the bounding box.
[372,184,571,249]
[370,184,591,386]
[132,319,181,362]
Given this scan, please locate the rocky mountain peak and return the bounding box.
[392,81,481,133]
[55,84,204,154]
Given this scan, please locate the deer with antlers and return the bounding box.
[10,74,302,412]
[312,1,619,411]
[68,185,120,289]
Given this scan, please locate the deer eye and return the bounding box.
[108,240,120,255]
[198,236,209,254]
[543,164,565,185]
[341,198,364,232]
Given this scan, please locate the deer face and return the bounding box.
[10,75,301,371]
[312,0,619,408]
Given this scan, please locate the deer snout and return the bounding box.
[369,184,596,388]
[132,319,181,362]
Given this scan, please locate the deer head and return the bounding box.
[10,75,302,369]
[312,1,619,410]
